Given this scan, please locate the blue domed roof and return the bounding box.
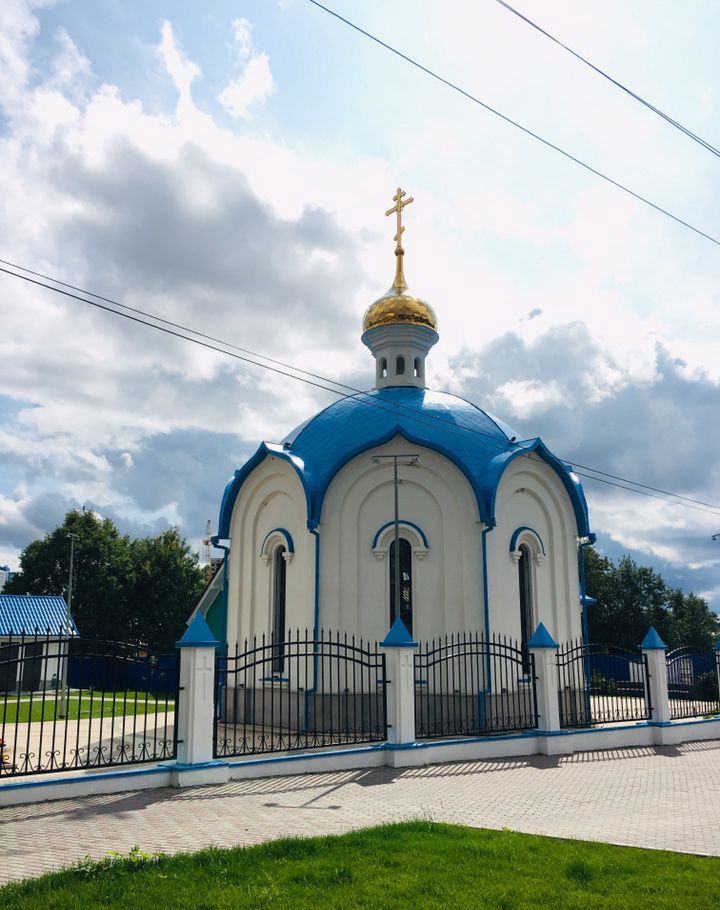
[218,386,590,537]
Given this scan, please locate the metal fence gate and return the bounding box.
[667,648,720,719]
[557,641,651,727]
[414,633,538,739]
[214,630,387,758]
[0,630,179,777]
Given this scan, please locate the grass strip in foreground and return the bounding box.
[1,821,718,909]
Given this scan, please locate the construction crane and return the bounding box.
[202,520,213,567]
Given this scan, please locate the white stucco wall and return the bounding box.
[225,441,583,649]
[225,456,314,651]
[318,435,483,642]
[488,453,582,644]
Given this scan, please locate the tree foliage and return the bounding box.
[584,547,720,651]
[5,510,205,651]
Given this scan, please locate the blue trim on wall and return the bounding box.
[304,528,321,731]
[311,424,484,527]
[372,520,429,549]
[577,540,590,649]
[0,764,170,792]
[219,420,590,542]
[218,444,311,538]
[479,525,493,728]
[260,527,295,556]
[211,537,230,649]
[509,526,545,555]
[484,438,591,537]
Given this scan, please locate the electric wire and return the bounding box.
[496,0,720,159]
[305,0,720,249]
[2,260,720,518]
[0,257,361,398]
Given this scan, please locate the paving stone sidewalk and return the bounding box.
[3,739,720,884]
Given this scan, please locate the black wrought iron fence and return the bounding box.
[214,630,387,758]
[666,648,720,719]
[557,641,651,727]
[414,633,537,739]
[0,628,178,778]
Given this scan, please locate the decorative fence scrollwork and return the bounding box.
[414,633,538,739]
[557,641,651,727]
[214,630,387,758]
[0,629,178,778]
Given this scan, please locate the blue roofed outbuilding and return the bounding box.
[0,595,79,637]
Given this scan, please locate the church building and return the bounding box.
[201,189,593,654]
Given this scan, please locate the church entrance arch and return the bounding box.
[389,537,413,636]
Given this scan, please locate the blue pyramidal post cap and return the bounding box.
[527,622,558,649]
[177,612,220,648]
[640,626,667,650]
[380,616,418,648]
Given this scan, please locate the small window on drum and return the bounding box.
[396,356,405,376]
[413,357,422,378]
[379,357,388,379]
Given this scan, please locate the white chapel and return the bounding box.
[205,189,593,653]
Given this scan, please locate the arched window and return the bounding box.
[518,543,534,669]
[389,537,413,635]
[272,545,287,672]
[379,357,388,379]
[413,357,422,378]
[396,355,405,376]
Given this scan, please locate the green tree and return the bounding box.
[5,509,132,641]
[6,511,205,650]
[584,546,719,651]
[128,529,206,652]
[667,589,720,651]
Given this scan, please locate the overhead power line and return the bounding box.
[497,0,720,159]
[305,0,720,250]
[2,259,720,518]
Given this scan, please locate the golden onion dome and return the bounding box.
[362,283,438,332]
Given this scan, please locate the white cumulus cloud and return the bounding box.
[218,18,275,119]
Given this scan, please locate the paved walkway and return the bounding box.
[3,739,720,884]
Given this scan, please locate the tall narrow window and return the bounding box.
[396,355,405,376]
[379,357,387,379]
[413,357,422,378]
[272,545,287,672]
[389,538,413,636]
[518,543,533,670]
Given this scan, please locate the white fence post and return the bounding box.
[641,626,670,725]
[528,623,560,734]
[172,613,229,786]
[715,639,720,708]
[379,618,418,746]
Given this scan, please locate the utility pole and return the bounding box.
[59,532,78,719]
[372,453,419,629]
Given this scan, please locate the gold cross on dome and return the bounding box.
[385,187,414,288]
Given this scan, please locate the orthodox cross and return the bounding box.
[385,187,414,288]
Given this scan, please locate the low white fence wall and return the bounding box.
[1,621,718,807]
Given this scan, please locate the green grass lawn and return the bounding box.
[1,822,719,909]
[0,692,175,723]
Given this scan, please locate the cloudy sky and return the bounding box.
[1,0,719,610]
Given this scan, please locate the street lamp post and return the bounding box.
[372,454,419,629]
[59,533,78,718]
